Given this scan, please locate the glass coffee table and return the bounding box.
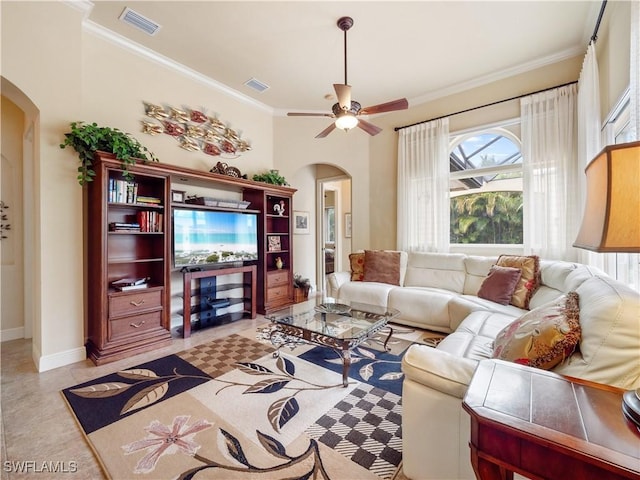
[264,300,400,387]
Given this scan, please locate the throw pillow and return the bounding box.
[496,254,540,309]
[492,292,581,370]
[349,252,365,281]
[362,250,401,285]
[477,265,522,305]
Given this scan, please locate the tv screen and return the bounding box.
[173,208,259,267]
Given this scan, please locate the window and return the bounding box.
[449,129,523,245]
[603,94,639,290]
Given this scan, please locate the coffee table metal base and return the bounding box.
[268,322,394,387]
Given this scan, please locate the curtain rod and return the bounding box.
[394,80,578,132]
[591,0,608,43]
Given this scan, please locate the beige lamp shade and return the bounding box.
[574,141,640,252]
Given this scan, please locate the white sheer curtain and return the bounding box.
[397,119,450,252]
[631,0,639,139]
[521,84,580,261]
[576,42,605,268]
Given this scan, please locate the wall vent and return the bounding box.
[244,78,270,93]
[119,7,161,36]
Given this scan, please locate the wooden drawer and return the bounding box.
[267,285,289,302]
[267,270,289,287]
[109,289,162,318]
[109,311,162,341]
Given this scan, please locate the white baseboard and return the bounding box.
[0,326,25,343]
[35,346,87,372]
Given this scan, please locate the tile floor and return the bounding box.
[1,315,414,480]
[0,317,264,479]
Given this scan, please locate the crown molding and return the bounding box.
[82,19,274,115]
[407,45,585,108]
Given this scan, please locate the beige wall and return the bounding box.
[1,2,275,370]
[0,0,632,370]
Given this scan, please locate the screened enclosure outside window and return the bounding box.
[449,130,523,245]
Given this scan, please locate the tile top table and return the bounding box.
[462,359,640,480]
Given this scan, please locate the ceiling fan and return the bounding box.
[287,16,409,138]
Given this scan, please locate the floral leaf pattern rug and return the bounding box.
[62,332,406,479]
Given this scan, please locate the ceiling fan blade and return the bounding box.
[360,98,409,115]
[315,123,337,138]
[333,84,352,111]
[357,119,382,136]
[287,112,334,117]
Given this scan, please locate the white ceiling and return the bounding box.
[87,1,601,115]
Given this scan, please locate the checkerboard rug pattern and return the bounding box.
[306,383,403,479]
[177,333,274,378]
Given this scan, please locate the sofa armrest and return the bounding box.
[402,344,478,399]
[326,271,351,297]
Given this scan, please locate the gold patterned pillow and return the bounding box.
[492,292,581,370]
[349,253,365,281]
[496,254,540,309]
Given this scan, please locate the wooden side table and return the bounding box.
[462,359,640,480]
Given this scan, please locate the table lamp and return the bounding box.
[573,140,640,428]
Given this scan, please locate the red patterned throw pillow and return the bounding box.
[492,292,581,370]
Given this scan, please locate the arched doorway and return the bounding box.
[1,77,38,344]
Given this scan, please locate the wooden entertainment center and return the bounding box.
[85,151,296,364]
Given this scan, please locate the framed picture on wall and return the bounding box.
[293,211,310,234]
[267,235,281,252]
[345,212,352,238]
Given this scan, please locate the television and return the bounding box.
[173,208,259,267]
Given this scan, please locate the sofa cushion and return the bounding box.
[349,252,365,281]
[496,254,540,309]
[363,250,401,285]
[388,287,460,332]
[492,292,581,370]
[404,252,466,293]
[477,265,522,305]
[337,281,395,308]
[463,256,497,295]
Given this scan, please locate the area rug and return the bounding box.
[61,326,424,480]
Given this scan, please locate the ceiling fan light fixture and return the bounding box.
[335,113,359,131]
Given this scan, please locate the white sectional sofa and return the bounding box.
[326,251,640,480]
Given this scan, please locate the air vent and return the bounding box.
[118,7,161,36]
[244,78,270,93]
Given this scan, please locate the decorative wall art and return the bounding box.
[141,102,252,164]
[293,211,310,235]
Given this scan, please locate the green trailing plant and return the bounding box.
[60,121,158,185]
[252,169,289,186]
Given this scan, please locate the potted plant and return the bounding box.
[252,169,289,186]
[293,274,311,302]
[60,121,158,185]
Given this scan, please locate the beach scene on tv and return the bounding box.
[173,209,259,267]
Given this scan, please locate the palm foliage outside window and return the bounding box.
[449,130,523,245]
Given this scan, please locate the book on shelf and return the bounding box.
[111,276,150,288]
[109,222,141,232]
[136,195,162,205]
[109,179,138,204]
[136,211,163,232]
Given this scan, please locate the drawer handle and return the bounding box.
[129,320,146,328]
[130,299,145,307]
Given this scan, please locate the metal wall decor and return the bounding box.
[0,201,10,240]
[141,102,252,161]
